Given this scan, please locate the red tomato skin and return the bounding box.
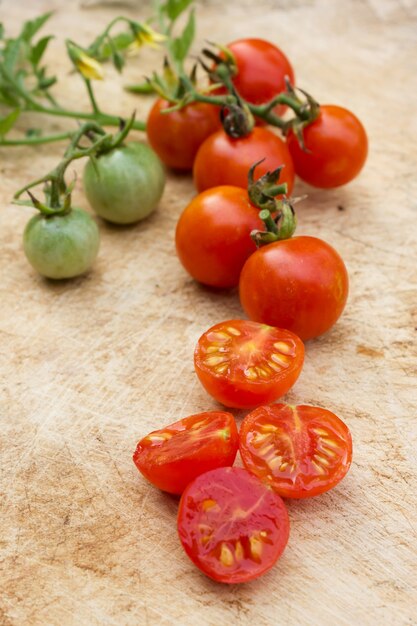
[239,236,349,341]
[227,38,295,117]
[194,320,304,409]
[146,99,221,171]
[193,127,295,194]
[175,186,263,288]
[287,105,368,188]
[133,411,239,495]
[177,466,290,583]
[239,404,353,498]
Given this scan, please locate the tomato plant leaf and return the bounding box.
[30,35,53,67]
[125,80,155,94]
[0,108,20,136]
[170,9,195,63]
[38,75,57,90]
[163,0,194,21]
[0,86,20,107]
[21,12,53,43]
[3,38,22,73]
[95,32,135,61]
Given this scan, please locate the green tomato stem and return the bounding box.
[14,123,113,206]
[88,16,131,56]
[259,209,279,234]
[31,104,146,131]
[85,79,100,114]
[0,132,74,146]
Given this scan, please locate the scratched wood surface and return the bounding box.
[1,0,416,625]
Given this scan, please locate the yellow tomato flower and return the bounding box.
[67,42,104,80]
[128,24,166,53]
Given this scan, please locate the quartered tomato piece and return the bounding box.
[239,404,352,498]
[194,320,304,409]
[177,466,290,583]
[133,411,238,495]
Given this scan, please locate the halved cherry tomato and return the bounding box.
[239,404,352,498]
[193,127,294,194]
[133,411,238,495]
[286,105,368,188]
[175,186,263,288]
[177,466,290,583]
[194,320,304,409]
[146,99,221,171]
[239,236,349,340]
[224,38,295,117]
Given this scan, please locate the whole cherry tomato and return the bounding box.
[175,186,263,288]
[146,99,221,171]
[286,105,368,188]
[193,127,294,194]
[177,466,290,583]
[239,403,353,498]
[225,38,295,117]
[239,236,349,340]
[194,319,304,409]
[83,142,165,224]
[23,207,100,279]
[133,411,238,495]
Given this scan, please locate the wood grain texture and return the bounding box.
[0,1,416,625]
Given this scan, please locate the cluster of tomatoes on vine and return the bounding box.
[130,38,366,584]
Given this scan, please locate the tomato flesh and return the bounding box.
[147,99,221,171]
[175,186,263,288]
[239,404,352,498]
[239,236,349,341]
[133,411,238,495]
[287,105,368,188]
[193,127,294,194]
[177,466,290,583]
[194,320,304,409]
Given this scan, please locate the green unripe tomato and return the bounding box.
[83,142,165,225]
[23,208,100,279]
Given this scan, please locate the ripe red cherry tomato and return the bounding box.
[239,236,349,340]
[133,411,238,495]
[177,466,290,583]
[146,99,221,171]
[193,127,294,194]
[175,186,263,288]
[286,105,368,188]
[225,38,295,117]
[194,319,304,409]
[239,404,353,498]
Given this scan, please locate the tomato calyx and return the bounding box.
[201,43,238,81]
[219,101,255,138]
[247,161,297,247]
[280,79,320,150]
[247,160,288,209]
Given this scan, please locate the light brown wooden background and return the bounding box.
[1,1,416,625]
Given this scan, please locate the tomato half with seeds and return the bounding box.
[133,411,238,495]
[286,105,368,188]
[239,236,349,340]
[177,466,290,583]
[239,404,352,499]
[175,186,263,288]
[147,99,221,171]
[194,320,304,409]
[193,127,294,194]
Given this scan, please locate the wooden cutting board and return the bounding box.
[1,1,416,624]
